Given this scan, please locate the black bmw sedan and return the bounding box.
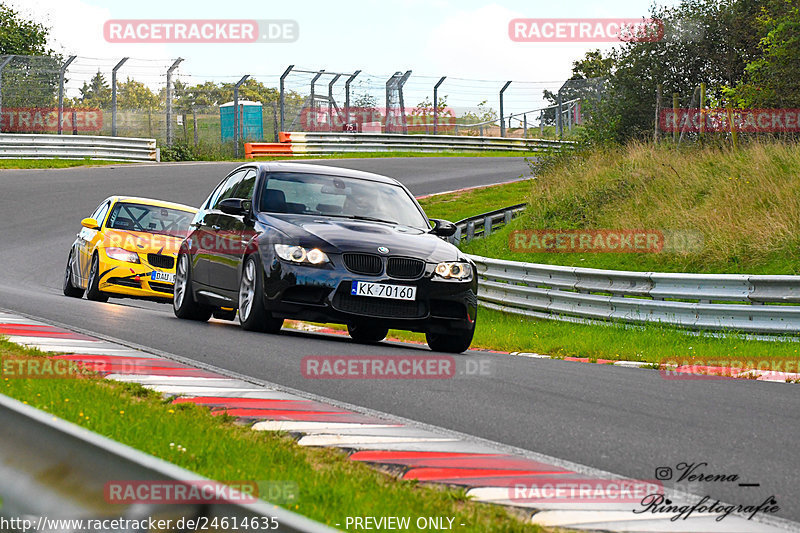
[173,162,477,353]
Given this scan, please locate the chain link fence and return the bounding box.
[0,55,597,158]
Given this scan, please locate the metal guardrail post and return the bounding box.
[111,57,129,137]
[233,74,249,158]
[557,90,563,139]
[165,58,183,145]
[0,55,15,127]
[57,55,76,135]
[499,81,511,138]
[398,70,412,135]
[327,74,341,131]
[279,65,294,133]
[466,221,475,242]
[483,216,493,236]
[344,70,360,125]
[433,76,446,135]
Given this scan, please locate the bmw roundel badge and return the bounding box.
[377,246,389,254]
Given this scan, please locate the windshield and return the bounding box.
[106,202,194,237]
[259,172,430,230]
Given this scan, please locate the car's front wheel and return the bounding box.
[62,250,84,298]
[239,254,283,333]
[173,253,212,322]
[85,254,108,302]
[347,323,388,344]
[425,324,475,354]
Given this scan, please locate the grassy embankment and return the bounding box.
[0,339,546,532]
[412,141,800,365]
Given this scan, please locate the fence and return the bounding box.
[0,55,593,154]
[0,394,333,532]
[245,133,571,157]
[448,203,528,243]
[447,203,800,335]
[469,255,800,334]
[0,133,158,161]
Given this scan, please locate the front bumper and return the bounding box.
[260,256,478,334]
[96,251,177,301]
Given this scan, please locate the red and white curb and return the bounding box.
[286,321,800,384]
[0,310,794,533]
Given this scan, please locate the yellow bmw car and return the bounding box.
[63,196,198,303]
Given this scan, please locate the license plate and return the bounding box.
[351,281,416,300]
[151,271,175,283]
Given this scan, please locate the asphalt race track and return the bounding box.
[1,157,799,523]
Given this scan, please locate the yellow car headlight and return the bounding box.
[106,247,140,263]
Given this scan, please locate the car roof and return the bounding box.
[255,162,402,186]
[110,196,198,213]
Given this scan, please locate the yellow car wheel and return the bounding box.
[86,254,109,303]
[63,250,84,298]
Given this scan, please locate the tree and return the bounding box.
[729,0,800,108]
[567,0,767,143]
[79,71,111,108]
[460,100,497,125]
[409,94,452,125]
[0,3,59,111]
[0,2,52,55]
[117,78,160,110]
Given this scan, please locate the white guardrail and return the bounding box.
[246,132,572,157]
[452,205,800,335]
[0,133,159,162]
[0,394,334,532]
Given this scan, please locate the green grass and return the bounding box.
[463,141,800,275]
[418,179,533,222]
[0,339,545,532]
[292,309,800,367]
[0,158,127,169]
[467,308,800,365]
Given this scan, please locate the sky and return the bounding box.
[10,0,681,113]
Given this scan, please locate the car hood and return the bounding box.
[258,213,462,262]
[103,229,184,256]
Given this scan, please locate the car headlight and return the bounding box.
[105,247,140,263]
[433,261,473,281]
[274,244,329,265]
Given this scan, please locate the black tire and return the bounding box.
[85,253,109,302]
[426,325,476,354]
[347,323,389,344]
[173,252,212,322]
[62,250,84,298]
[212,308,237,321]
[238,254,283,333]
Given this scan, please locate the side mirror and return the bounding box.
[429,218,457,237]
[81,217,100,230]
[218,198,252,216]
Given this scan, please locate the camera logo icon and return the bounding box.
[655,467,673,480]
